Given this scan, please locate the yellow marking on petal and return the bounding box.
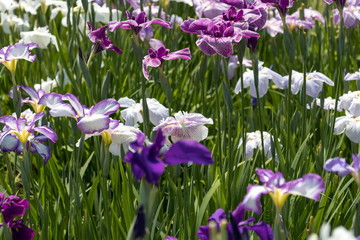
[14,129,31,145]
[101,130,112,146]
[1,59,17,73]
[268,188,290,211]
[306,76,310,81]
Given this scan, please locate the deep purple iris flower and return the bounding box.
[87,22,122,55]
[142,39,191,80]
[108,11,171,35]
[0,109,58,163]
[261,0,296,16]
[0,192,34,240]
[124,130,214,185]
[181,13,259,57]
[198,205,273,240]
[39,93,120,134]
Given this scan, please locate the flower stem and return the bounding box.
[11,71,21,118]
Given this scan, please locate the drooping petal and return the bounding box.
[324,157,354,176]
[77,114,110,134]
[345,119,360,143]
[90,99,120,116]
[205,36,233,58]
[164,140,214,165]
[63,93,84,117]
[33,126,58,143]
[241,185,270,214]
[352,154,360,172]
[11,219,35,240]
[244,221,273,240]
[108,20,138,32]
[20,85,39,101]
[0,134,20,152]
[162,48,191,61]
[142,56,162,80]
[39,93,76,117]
[118,97,137,108]
[29,139,51,163]
[149,39,165,51]
[334,116,353,135]
[196,37,217,56]
[286,173,324,201]
[141,18,172,29]
[145,98,169,125]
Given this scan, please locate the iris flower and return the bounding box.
[153,111,213,143]
[39,93,120,134]
[142,39,191,80]
[10,85,47,113]
[20,26,59,51]
[242,168,324,214]
[0,192,34,240]
[124,130,214,185]
[181,18,259,57]
[87,22,122,55]
[345,69,360,81]
[0,109,58,163]
[281,70,334,98]
[118,97,169,126]
[238,131,282,160]
[324,154,360,187]
[198,205,273,240]
[334,111,360,143]
[0,42,38,74]
[234,63,284,98]
[323,0,347,9]
[108,10,171,35]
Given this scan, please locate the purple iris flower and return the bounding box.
[0,109,58,163]
[39,93,120,134]
[108,11,171,35]
[324,154,360,186]
[261,0,296,16]
[241,169,324,214]
[87,22,122,55]
[142,39,191,80]
[9,85,47,113]
[124,130,214,185]
[0,193,34,240]
[181,17,259,57]
[198,206,273,240]
[0,42,38,73]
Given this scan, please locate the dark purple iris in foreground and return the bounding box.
[124,130,214,185]
[142,39,191,80]
[87,22,122,55]
[0,192,34,240]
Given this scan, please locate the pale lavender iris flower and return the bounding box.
[142,39,191,80]
[0,109,58,163]
[0,42,38,73]
[324,154,360,186]
[153,111,213,143]
[39,93,120,134]
[241,168,324,214]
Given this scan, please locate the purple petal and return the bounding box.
[0,134,20,152]
[2,196,29,224]
[149,39,165,51]
[63,93,84,117]
[244,221,273,240]
[286,174,324,201]
[33,126,58,143]
[353,154,360,172]
[205,36,233,58]
[108,20,138,32]
[324,157,353,176]
[164,140,214,165]
[90,99,120,116]
[196,37,216,56]
[5,43,38,62]
[30,139,51,163]
[77,114,110,134]
[11,220,34,240]
[140,18,171,29]
[142,56,162,80]
[256,169,275,183]
[208,208,226,223]
[162,48,191,61]
[39,93,76,117]
[20,85,39,101]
